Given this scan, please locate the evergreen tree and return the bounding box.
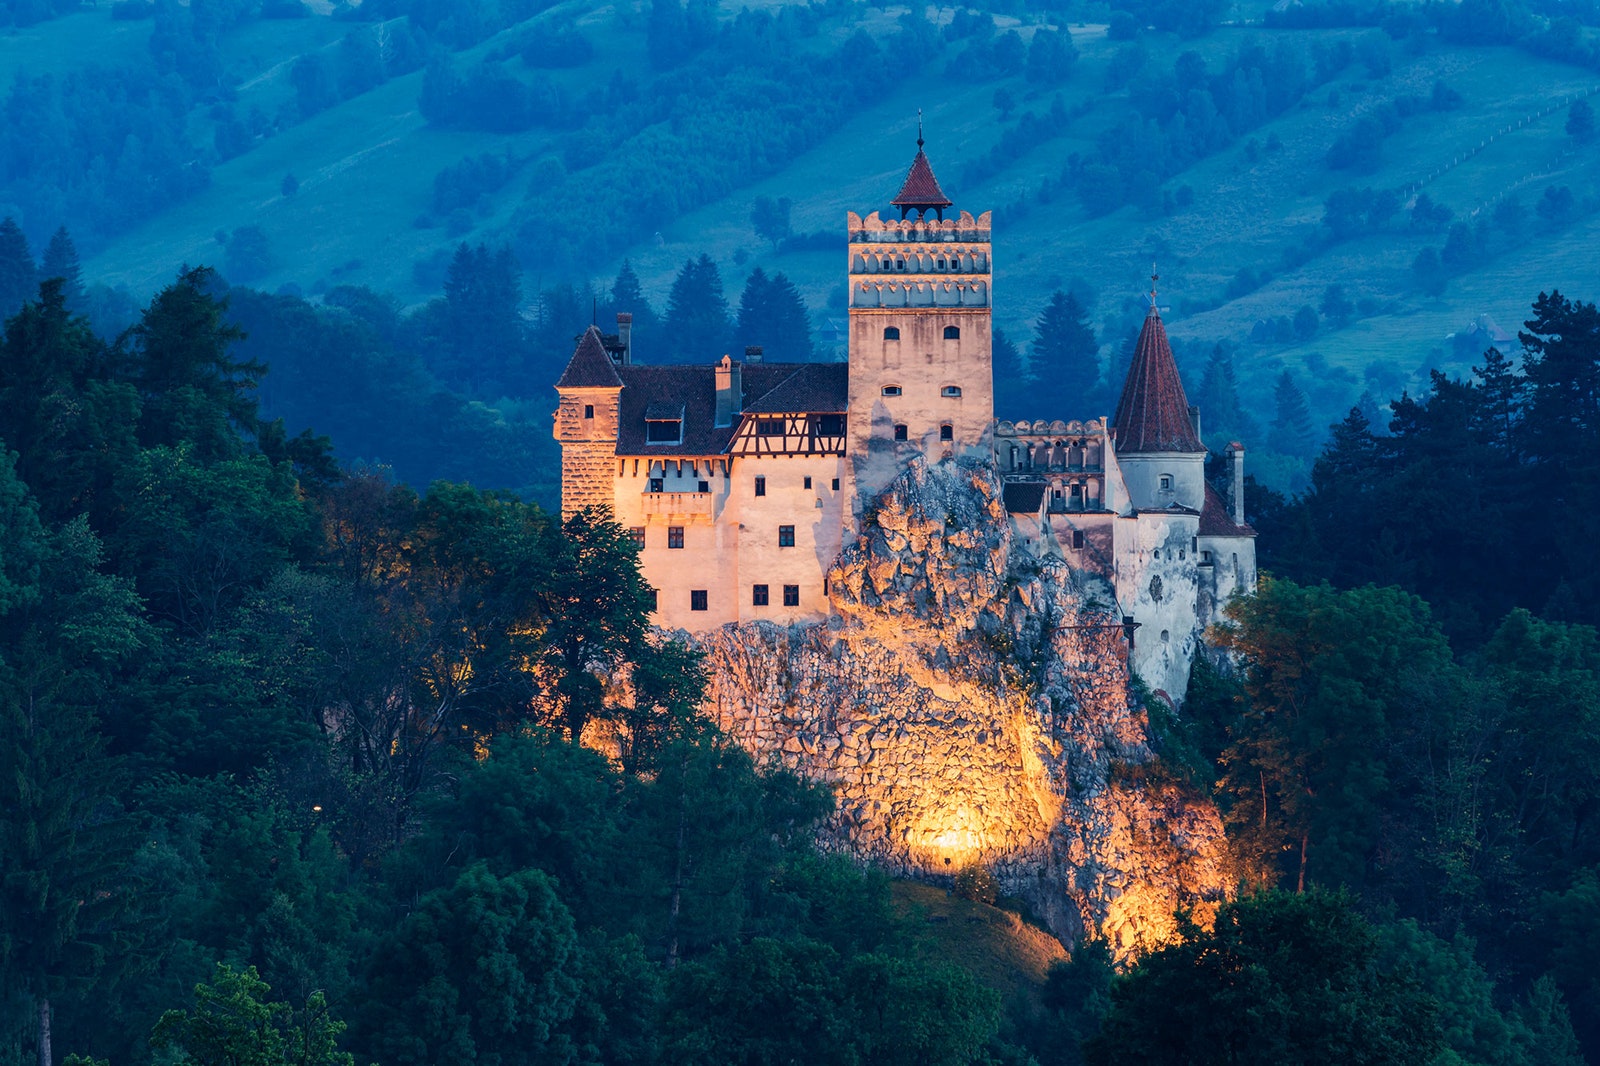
[0,216,38,318]
[1471,345,1522,451]
[1026,27,1078,84]
[991,328,1029,417]
[1195,344,1255,445]
[440,243,526,394]
[735,268,812,363]
[608,259,660,350]
[40,227,84,312]
[662,254,731,364]
[1030,291,1098,405]
[1269,369,1315,456]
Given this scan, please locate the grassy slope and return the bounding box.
[892,881,1068,1008]
[9,1,1591,461]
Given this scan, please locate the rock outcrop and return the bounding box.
[692,457,1227,953]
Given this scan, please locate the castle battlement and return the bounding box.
[847,209,992,241]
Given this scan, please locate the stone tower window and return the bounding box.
[893,424,908,441]
[752,584,769,606]
[940,424,954,441]
[944,326,960,340]
[691,590,708,611]
[1159,474,1173,490]
[783,585,800,606]
[881,385,902,396]
[584,404,594,418]
[884,327,901,340]
[942,385,962,397]
[755,476,766,497]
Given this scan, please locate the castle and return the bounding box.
[554,142,1256,702]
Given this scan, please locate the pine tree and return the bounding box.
[736,268,812,363]
[0,216,38,318]
[39,227,84,312]
[1471,345,1523,452]
[1196,344,1256,445]
[609,260,659,349]
[441,243,525,393]
[1270,369,1316,456]
[991,328,1029,417]
[1030,290,1098,404]
[662,254,731,364]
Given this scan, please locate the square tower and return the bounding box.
[845,144,994,511]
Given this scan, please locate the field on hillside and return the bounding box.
[6,0,1598,490]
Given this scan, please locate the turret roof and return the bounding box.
[892,149,953,215]
[1112,306,1205,454]
[556,325,623,389]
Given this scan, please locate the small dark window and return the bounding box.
[646,419,682,443]
[783,584,800,607]
[942,385,962,397]
[668,526,684,549]
[883,327,901,340]
[755,476,766,497]
[832,478,840,491]
[691,590,708,611]
[756,419,785,435]
[816,414,845,435]
[1071,483,1083,498]
[752,584,769,606]
[881,385,902,396]
[649,477,664,493]
[1072,530,1085,549]
[629,527,645,547]
[647,589,657,611]
[1053,489,1063,501]
[893,424,908,441]
[778,525,795,547]
[698,480,710,493]
[1160,629,1170,643]
[584,404,594,418]
[939,424,953,441]
[1201,550,1213,564]
[1159,474,1173,490]
[943,326,960,340]
[804,476,813,489]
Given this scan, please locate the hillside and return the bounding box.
[5,0,1599,490]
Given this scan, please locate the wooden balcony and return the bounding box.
[642,491,714,517]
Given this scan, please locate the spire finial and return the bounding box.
[917,109,924,149]
[1148,264,1159,311]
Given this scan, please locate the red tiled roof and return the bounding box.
[742,363,848,414]
[892,149,952,211]
[555,325,623,389]
[1199,483,1255,537]
[1112,307,1205,454]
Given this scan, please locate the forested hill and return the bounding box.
[3,0,1600,494]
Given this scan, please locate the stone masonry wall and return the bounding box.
[689,457,1227,954]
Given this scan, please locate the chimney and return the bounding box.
[744,345,764,365]
[616,312,633,365]
[1227,442,1246,526]
[1189,404,1202,441]
[715,354,742,428]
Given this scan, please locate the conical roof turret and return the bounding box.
[556,325,623,389]
[891,119,952,220]
[1112,302,1205,454]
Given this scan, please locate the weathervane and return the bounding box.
[917,108,924,148]
[1149,264,1159,309]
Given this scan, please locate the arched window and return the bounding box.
[940,424,954,441]
[941,385,962,397]
[881,385,902,396]
[883,326,901,340]
[943,326,961,340]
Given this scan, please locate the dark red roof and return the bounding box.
[742,363,848,414]
[555,325,623,389]
[1112,307,1205,454]
[892,149,952,212]
[1199,483,1255,537]
[614,362,809,455]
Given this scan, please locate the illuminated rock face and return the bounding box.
[693,456,1228,954]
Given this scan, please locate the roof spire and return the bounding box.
[1148,264,1159,314]
[917,108,924,149]
[1112,283,1205,455]
[892,116,953,221]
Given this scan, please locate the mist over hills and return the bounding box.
[2,0,1597,493]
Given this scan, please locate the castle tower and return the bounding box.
[1110,289,1207,512]
[846,134,994,510]
[553,325,623,519]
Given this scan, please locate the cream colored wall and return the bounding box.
[1198,534,1257,626]
[1116,452,1207,513]
[727,454,847,625]
[1111,512,1202,703]
[612,455,737,629]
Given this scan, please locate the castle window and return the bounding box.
[943,326,960,340]
[629,527,645,547]
[648,589,657,611]
[698,480,710,493]
[896,258,905,270]
[1159,474,1173,490]
[755,476,766,497]
[649,477,664,493]
[752,584,769,606]
[893,424,908,441]
[804,476,813,489]
[783,584,800,607]
[940,424,953,441]
[691,590,708,611]
[778,525,795,547]
[646,419,682,444]
[1072,529,1085,549]
[884,327,901,340]
[881,385,902,396]
[756,418,785,435]
[1071,483,1083,498]
[584,404,594,418]
[816,414,845,435]
[832,477,840,491]
[1201,550,1213,565]
[937,258,946,269]
[942,385,962,397]
[1160,629,1170,643]
[668,526,684,549]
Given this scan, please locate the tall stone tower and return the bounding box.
[846,135,994,512]
[553,325,623,518]
[1110,289,1207,512]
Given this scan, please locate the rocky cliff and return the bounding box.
[692,457,1227,954]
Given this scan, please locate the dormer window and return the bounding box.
[881,385,902,396]
[944,326,961,340]
[942,385,962,397]
[644,401,684,444]
[884,327,900,340]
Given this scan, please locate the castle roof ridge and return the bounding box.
[1111,306,1205,455]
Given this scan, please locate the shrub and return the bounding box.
[953,864,999,905]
